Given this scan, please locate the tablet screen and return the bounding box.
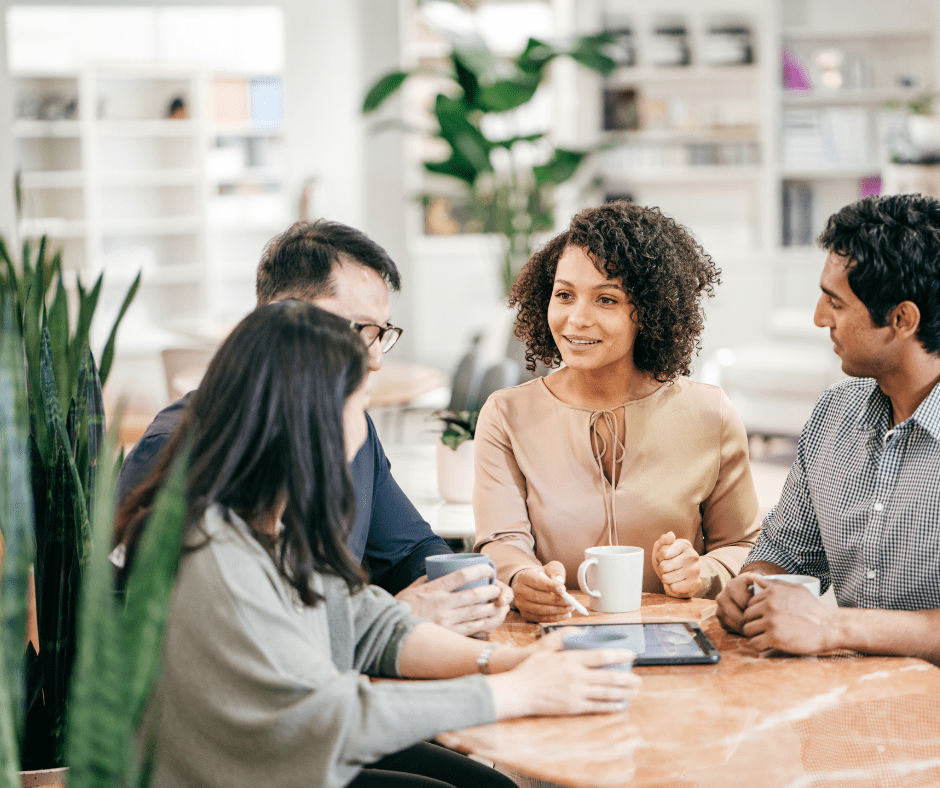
[541,622,720,665]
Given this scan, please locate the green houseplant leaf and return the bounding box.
[433,409,479,451]
[533,148,588,185]
[67,425,190,788]
[99,270,141,386]
[567,32,618,76]
[65,421,127,788]
[34,327,88,763]
[2,233,141,770]
[124,442,190,725]
[0,302,35,777]
[362,70,411,113]
[362,21,619,293]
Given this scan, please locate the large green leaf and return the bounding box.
[452,44,500,88]
[533,147,588,185]
[65,423,129,788]
[452,55,481,110]
[70,275,102,398]
[516,37,557,74]
[0,302,34,768]
[453,44,539,113]
[424,154,478,185]
[124,443,190,724]
[434,94,492,175]
[79,348,105,505]
[478,75,539,113]
[46,281,71,419]
[98,271,140,386]
[362,70,410,113]
[0,658,21,788]
[39,330,90,567]
[490,132,545,150]
[567,32,618,76]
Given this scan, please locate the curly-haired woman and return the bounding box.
[473,201,761,622]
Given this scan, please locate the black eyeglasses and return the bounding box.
[351,322,403,354]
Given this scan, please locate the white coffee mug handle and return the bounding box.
[577,558,601,601]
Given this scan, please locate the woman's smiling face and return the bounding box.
[547,245,640,375]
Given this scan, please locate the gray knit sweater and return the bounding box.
[146,505,496,788]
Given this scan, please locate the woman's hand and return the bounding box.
[652,532,702,598]
[396,564,511,637]
[510,561,573,623]
[485,632,641,719]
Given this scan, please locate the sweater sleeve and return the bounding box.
[150,528,495,788]
[472,395,544,586]
[696,389,762,598]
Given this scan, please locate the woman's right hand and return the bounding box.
[485,634,641,719]
[511,561,574,623]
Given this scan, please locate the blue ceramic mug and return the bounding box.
[425,553,497,591]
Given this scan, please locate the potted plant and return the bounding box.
[0,236,140,779]
[362,5,617,294]
[1,298,192,788]
[432,409,478,504]
[885,90,940,159]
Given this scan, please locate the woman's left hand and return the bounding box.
[652,532,702,598]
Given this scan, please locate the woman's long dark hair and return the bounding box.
[114,300,369,604]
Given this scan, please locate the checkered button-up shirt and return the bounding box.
[747,376,940,610]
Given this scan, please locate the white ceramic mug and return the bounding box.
[577,546,644,613]
[757,574,821,598]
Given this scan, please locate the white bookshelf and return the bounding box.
[573,0,777,266]
[11,64,288,337]
[777,15,937,250]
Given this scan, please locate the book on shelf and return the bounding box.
[781,181,813,246]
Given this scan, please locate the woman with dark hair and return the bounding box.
[473,202,761,622]
[116,300,639,788]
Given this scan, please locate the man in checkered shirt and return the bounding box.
[717,193,940,662]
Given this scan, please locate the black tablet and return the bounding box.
[541,621,721,666]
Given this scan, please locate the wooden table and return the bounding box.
[439,592,940,787]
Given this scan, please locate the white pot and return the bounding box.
[907,115,940,156]
[436,439,475,504]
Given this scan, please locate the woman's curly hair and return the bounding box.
[511,201,720,383]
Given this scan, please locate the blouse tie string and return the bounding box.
[589,407,626,547]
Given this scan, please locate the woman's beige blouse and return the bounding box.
[473,376,760,598]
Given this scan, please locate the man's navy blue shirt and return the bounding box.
[116,393,451,594]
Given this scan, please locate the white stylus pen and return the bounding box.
[539,571,590,616]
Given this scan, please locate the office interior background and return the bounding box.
[1,0,937,442]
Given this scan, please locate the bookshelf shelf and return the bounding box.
[606,64,761,87]
[781,165,881,179]
[606,165,763,185]
[12,120,82,138]
[19,170,85,188]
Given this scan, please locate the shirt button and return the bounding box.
[866,569,876,579]
[873,502,884,511]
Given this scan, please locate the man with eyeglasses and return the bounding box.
[118,220,511,637]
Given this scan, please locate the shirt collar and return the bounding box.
[910,378,940,441]
[857,381,891,433]
[857,377,940,441]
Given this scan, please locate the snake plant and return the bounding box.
[0,236,139,769]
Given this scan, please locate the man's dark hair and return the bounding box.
[818,194,940,356]
[115,300,369,605]
[511,201,720,383]
[255,220,402,306]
